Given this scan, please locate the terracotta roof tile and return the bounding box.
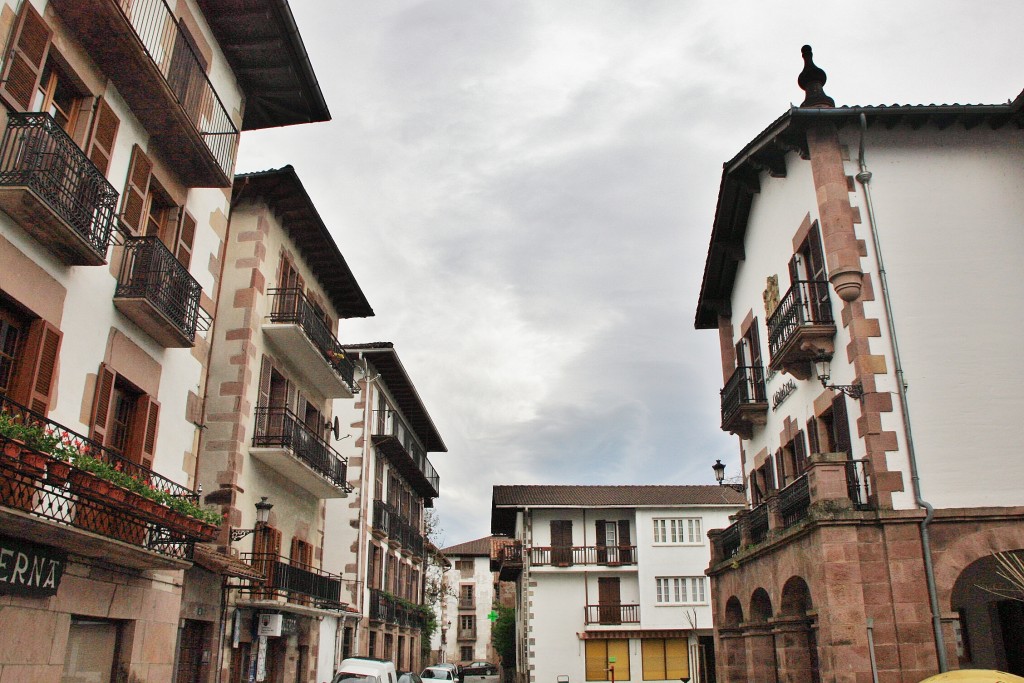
[492,484,746,508]
[441,535,501,557]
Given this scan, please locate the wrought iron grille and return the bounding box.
[252,407,351,492]
[720,521,741,558]
[846,459,873,510]
[528,545,638,567]
[240,553,350,611]
[584,603,640,625]
[369,588,397,623]
[0,394,196,500]
[267,288,358,393]
[116,236,201,343]
[372,499,394,536]
[0,112,118,257]
[767,279,833,358]
[748,503,770,545]
[721,365,767,423]
[778,474,811,527]
[112,0,238,176]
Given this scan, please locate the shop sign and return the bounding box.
[0,535,66,596]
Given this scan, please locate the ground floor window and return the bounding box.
[63,617,121,682]
[585,639,629,681]
[641,638,688,680]
[461,645,473,661]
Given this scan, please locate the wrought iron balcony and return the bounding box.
[114,236,201,347]
[369,588,397,623]
[458,627,477,641]
[251,407,351,499]
[0,113,118,265]
[748,502,769,545]
[846,459,873,510]
[720,365,768,439]
[459,596,475,610]
[372,499,395,538]
[767,279,836,379]
[50,0,239,186]
[779,474,811,528]
[528,545,638,568]
[262,288,359,398]
[372,409,440,501]
[240,552,350,611]
[584,603,640,626]
[491,540,523,580]
[719,521,741,559]
[0,395,204,569]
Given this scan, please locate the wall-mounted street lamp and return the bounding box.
[230,496,273,542]
[812,353,864,400]
[712,460,745,493]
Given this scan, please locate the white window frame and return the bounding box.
[655,576,707,605]
[652,517,703,545]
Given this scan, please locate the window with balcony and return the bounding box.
[655,576,706,605]
[596,519,632,564]
[652,517,702,545]
[459,614,476,640]
[777,431,809,489]
[768,222,836,377]
[751,457,776,507]
[89,364,159,468]
[460,583,475,609]
[721,319,768,438]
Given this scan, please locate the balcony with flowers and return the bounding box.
[0,395,219,570]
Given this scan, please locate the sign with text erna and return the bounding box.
[0,535,67,596]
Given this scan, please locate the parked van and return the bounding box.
[332,657,398,683]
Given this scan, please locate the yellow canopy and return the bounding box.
[919,671,1024,683]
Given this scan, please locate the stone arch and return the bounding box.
[725,595,744,626]
[950,549,1024,675]
[750,587,774,623]
[934,523,1024,609]
[780,576,813,616]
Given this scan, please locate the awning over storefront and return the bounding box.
[192,544,265,581]
[578,629,693,640]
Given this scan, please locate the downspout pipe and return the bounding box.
[856,113,947,672]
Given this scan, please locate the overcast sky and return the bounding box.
[236,1,1024,546]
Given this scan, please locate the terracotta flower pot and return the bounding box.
[18,449,47,477]
[46,458,72,486]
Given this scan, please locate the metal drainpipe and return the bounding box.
[856,113,948,672]
[866,618,880,683]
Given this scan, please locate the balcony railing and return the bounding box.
[720,521,741,559]
[369,588,397,623]
[846,459,873,510]
[720,365,768,438]
[0,395,200,566]
[767,280,836,375]
[372,499,395,536]
[0,113,118,265]
[265,288,358,397]
[372,409,440,499]
[51,0,239,184]
[114,236,201,347]
[458,628,477,640]
[584,603,640,625]
[371,499,424,555]
[529,545,637,567]
[240,552,350,611]
[491,540,523,580]
[459,596,475,610]
[252,407,351,494]
[748,502,769,545]
[779,474,811,528]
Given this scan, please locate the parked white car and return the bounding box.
[334,657,398,683]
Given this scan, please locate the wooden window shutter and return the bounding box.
[595,520,606,547]
[89,364,116,445]
[832,394,851,456]
[11,319,61,415]
[794,430,807,474]
[617,520,630,545]
[0,3,51,112]
[788,253,800,284]
[806,417,820,456]
[128,394,160,467]
[120,145,152,234]
[174,210,196,268]
[808,221,827,281]
[257,356,272,409]
[85,98,120,177]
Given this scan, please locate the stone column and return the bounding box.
[716,627,748,683]
[744,622,779,683]
[773,616,816,683]
[807,452,854,508]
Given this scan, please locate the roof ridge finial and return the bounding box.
[798,45,835,108]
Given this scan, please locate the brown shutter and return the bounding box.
[617,520,632,563]
[808,221,827,281]
[11,319,61,415]
[0,3,51,112]
[120,145,152,234]
[793,430,807,475]
[832,394,851,457]
[86,98,120,177]
[90,364,116,445]
[175,210,196,268]
[788,254,800,284]
[806,417,820,456]
[129,394,160,467]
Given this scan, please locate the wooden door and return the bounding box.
[550,519,573,566]
[598,577,621,625]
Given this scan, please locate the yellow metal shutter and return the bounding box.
[641,639,665,680]
[585,641,607,681]
[608,639,630,680]
[665,638,689,678]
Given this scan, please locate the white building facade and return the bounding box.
[490,485,744,683]
[695,47,1024,682]
[436,536,507,666]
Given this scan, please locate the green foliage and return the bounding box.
[491,605,516,667]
